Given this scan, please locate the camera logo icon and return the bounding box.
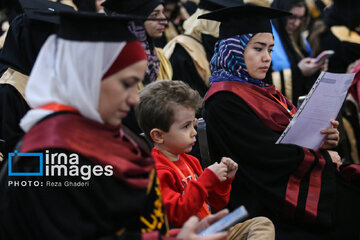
[8,150,43,176]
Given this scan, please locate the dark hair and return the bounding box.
[136,80,202,142]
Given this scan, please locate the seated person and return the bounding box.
[199,4,360,239]
[136,80,275,240]
[163,0,243,97]
[308,0,360,163]
[102,0,172,84]
[268,0,326,106]
[0,11,228,240]
[102,0,173,136]
[0,0,74,166]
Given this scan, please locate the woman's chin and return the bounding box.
[104,118,122,127]
[250,73,267,80]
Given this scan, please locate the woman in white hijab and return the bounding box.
[0,11,229,240]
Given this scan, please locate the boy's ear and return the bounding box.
[150,128,164,144]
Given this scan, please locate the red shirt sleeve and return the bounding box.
[207,177,233,212]
[156,167,219,227]
[153,149,221,227]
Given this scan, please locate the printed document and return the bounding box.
[276,72,355,149]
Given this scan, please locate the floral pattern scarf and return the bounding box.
[129,21,159,85]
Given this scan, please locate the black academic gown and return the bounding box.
[318,29,360,74]
[0,113,172,240]
[203,81,360,240]
[310,5,360,164]
[0,151,156,240]
[0,15,57,76]
[170,34,217,97]
[0,84,29,162]
[319,3,360,74]
[170,44,208,97]
[0,14,58,162]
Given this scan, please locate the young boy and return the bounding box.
[136,81,275,240]
[136,80,237,227]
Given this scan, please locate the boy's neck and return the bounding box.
[155,144,180,161]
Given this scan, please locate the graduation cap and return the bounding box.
[198,4,291,39]
[199,0,244,11]
[58,11,142,42]
[102,0,164,18]
[19,0,75,24]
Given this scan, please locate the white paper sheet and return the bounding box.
[276,72,355,149]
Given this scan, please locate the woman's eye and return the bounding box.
[255,48,262,52]
[121,81,132,89]
[183,124,189,129]
[268,49,273,53]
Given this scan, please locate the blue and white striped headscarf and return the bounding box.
[209,34,266,87]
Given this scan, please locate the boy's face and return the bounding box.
[161,105,197,155]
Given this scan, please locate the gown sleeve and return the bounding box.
[170,44,208,97]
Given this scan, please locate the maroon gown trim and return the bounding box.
[205,81,326,220]
[205,81,296,132]
[21,113,154,189]
[284,148,316,219]
[304,151,326,222]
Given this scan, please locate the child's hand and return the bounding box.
[221,157,238,179]
[207,162,228,182]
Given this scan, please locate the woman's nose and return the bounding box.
[263,51,271,62]
[159,13,168,24]
[128,89,140,106]
[294,19,302,28]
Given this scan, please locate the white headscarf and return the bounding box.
[20,34,126,132]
